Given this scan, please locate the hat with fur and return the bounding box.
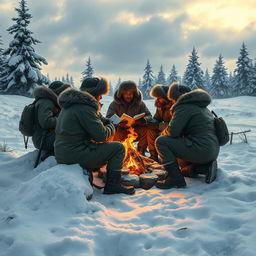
[80,77,109,97]
[116,80,138,99]
[168,82,191,101]
[150,84,169,101]
[49,81,71,95]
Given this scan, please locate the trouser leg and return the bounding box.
[134,126,147,154]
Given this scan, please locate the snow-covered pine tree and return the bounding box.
[70,76,74,87]
[66,73,70,84]
[234,42,252,96]
[183,47,204,90]
[81,57,94,82]
[116,77,122,89]
[61,76,65,82]
[0,36,6,91]
[250,59,256,96]
[0,0,48,96]
[155,65,166,85]
[138,78,142,91]
[211,55,229,98]
[203,68,211,94]
[167,64,179,86]
[141,60,155,99]
[108,81,114,96]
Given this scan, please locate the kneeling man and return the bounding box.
[156,82,220,189]
[54,77,135,195]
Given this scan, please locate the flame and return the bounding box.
[122,127,145,175]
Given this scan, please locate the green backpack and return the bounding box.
[212,111,229,146]
[19,100,38,148]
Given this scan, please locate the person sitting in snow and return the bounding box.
[155,82,220,189]
[146,84,173,161]
[32,81,71,159]
[106,81,152,155]
[54,77,135,195]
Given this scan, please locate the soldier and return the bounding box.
[106,81,152,155]
[32,81,71,158]
[54,77,135,195]
[156,82,220,189]
[147,84,173,161]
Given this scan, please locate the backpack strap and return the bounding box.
[211,110,218,118]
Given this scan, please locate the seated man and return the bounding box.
[147,84,173,161]
[156,82,220,189]
[106,81,152,155]
[32,81,71,157]
[54,77,135,195]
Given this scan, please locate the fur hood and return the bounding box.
[114,81,142,105]
[33,86,58,106]
[58,88,100,111]
[172,89,212,110]
[150,84,170,102]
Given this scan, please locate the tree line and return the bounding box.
[0,0,255,99]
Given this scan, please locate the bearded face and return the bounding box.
[155,98,168,108]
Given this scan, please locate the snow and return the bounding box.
[0,94,256,255]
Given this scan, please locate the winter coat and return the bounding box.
[54,89,115,166]
[166,89,220,160]
[106,88,152,123]
[153,103,172,131]
[32,86,60,152]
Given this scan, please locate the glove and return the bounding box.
[134,117,146,126]
[118,120,129,128]
[103,118,112,125]
[159,122,168,131]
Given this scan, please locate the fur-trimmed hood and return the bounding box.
[58,88,100,111]
[150,84,170,102]
[172,89,212,111]
[114,81,142,105]
[33,86,58,106]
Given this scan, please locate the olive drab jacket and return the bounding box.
[54,89,115,166]
[106,88,152,123]
[166,89,220,160]
[32,86,60,152]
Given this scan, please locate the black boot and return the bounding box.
[156,161,186,189]
[104,170,135,195]
[191,160,218,184]
[149,150,159,162]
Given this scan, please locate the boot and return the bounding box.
[156,161,186,189]
[149,150,159,162]
[104,170,135,195]
[191,160,218,184]
[181,165,197,178]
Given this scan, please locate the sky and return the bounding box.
[0,0,256,87]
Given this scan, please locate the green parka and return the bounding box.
[32,86,60,152]
[106,88,152,122]
[54,89,116,168]
[164,89,220,161]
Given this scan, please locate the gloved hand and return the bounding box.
[118,120,129,128]
[134,117,146,126]
[103,118,112,125]
[159,122,168,131]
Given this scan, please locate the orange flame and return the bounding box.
[122,127,145,175]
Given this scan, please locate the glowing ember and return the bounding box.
[122,127,145,175]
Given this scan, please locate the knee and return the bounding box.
[113,142,125,155]
[156,135,168,148]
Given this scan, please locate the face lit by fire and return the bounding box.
[155,98,168,108]
[95,94,102,103]
[122,90,134,103]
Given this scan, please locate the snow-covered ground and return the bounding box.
[0,94,256,256]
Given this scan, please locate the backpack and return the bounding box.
[19,100,38,148]
[212,110,229,146]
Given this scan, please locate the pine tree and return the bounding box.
[250,59,256,96]
[138,78,142,90]
[70,76,74,87]
[0,0,48,96]
[66,73,70,84]
[211,55,229,98]
[108,81,114,96]
[183,47,204,90]
[141,60,155,99]
[81,57,94,82]
[116,77,122,89]
[167,64,179,85]
[61,76,65,82]
[203,69,211,93]
[0,36,6,91]
[234,42,252,96]
[156,65,166,85]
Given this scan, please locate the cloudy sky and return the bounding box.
[0,0,256,86]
